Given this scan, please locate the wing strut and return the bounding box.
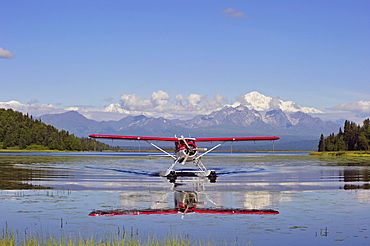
[145,141,176,160]
[195,141,226,160]
[164,158,180,177]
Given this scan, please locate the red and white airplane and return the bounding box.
[89,134,280,181]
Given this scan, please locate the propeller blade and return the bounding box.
[182,152,190,164]
[180,135,191,164]
[181,135,190,149]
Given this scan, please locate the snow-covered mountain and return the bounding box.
[231,91,323,114]
[103,103,131,114]
[178,105,335,136]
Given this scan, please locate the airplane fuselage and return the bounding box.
[174,139,198,163]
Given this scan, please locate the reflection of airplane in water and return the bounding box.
[89,134,279,182]
[89,177,279,217]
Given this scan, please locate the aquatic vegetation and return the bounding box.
[310,151,370,157]
[0,230,216,246]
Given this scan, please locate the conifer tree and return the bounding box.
[0,108,117,151]
[318,134,325,152]
[318,118,370,151]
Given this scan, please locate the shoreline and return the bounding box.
[310,151,370,157]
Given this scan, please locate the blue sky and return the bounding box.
[1,0,369,122]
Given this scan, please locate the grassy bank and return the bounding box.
[310,151,370,157]
[0,232,218,246]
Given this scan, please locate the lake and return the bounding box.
[0,152,369,245]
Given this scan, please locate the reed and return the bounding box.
[310,150,370,157]
[0,230,217,246]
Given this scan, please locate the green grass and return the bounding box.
[310,151,370,157]
[0,230,223,246]
[0,234,199,246]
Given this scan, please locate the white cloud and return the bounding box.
[119,93,151,111]
[0,100,64,116]
[175,93,205,109]
[65,107,80,111]
[219,8,248,19]
[0,100,124,121]
[0,47,15,59]
[330,101,370,117]
[117,90,172,113]
[150,90,170,110]
[104,90,228,119]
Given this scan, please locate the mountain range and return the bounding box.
[39,104,339,151]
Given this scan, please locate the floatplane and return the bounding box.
[89,134,280,182]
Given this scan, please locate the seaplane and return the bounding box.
[89,134,280,182]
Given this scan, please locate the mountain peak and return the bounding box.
[232,91,323,114]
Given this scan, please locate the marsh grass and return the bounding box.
[0,229,220,246]
[310,151,370,157]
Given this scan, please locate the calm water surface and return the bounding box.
[0,152,369,246]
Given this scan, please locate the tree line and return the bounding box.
[0,108,118,151]
[318,118,370,151]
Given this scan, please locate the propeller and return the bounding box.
[181,135,191,164]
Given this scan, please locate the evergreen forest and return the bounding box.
[318,118,370,151]
[0,108,118,151]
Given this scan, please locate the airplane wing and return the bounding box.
[192,136,280,142]
[89,134,280,142]
[89,134,178,141]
